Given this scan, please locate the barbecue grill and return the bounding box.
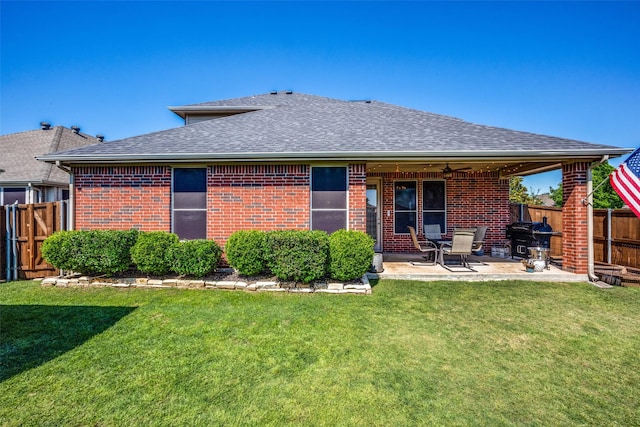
[506,217,555,259]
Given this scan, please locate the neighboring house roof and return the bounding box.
[38,92,632,175]
[1,125,102,186]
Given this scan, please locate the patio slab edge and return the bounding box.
[370,272,590,283]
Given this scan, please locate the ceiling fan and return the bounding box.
[442,163,472,177]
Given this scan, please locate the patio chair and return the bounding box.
[464,226,489,266]
[423,224,443,242]
[472,226,488,254]
[407,226,438,265]
[438,228,476,271]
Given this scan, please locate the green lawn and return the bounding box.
[1,279,639,426]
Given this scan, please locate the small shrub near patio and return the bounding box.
[265,230,329,283]
[225,230,268,276]
[131,231,179,275]
[328,230,375,281]
[168,239,222,278]
[42,229,138,276]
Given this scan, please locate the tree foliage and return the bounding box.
[548,161,623,209]
[549,184,563,207]
[509,176,542,205]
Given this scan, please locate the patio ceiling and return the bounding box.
[366,159,562,177]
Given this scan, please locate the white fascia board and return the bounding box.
[37,147,634,165]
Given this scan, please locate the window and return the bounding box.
[422,180,446,234]
[311,166,347,233]
[394,181,416,234]
[1,188,26,206]
[172,168,207,240]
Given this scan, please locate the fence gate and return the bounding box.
[1,201,68,281]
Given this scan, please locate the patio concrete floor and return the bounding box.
[370,253,589,282]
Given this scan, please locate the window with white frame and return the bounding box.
[311,166,347,233]
[422,180,446,234]
[394,180,416,234]
[172,168,207,240]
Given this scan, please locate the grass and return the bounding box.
[1,279,639,426]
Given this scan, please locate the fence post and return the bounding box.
[607,209,612,264]
[12,203,18,281]
[6,203,19,281]
[519,204,524,222]
[5,205,9,282]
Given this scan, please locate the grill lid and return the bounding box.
[508,217,553,233]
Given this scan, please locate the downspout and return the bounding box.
[27,183,43,203]
[56,161,74,231]
[586,155,609,282]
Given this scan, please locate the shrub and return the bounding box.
[225,230,268,276]
[42,229,138,276]
[265,230,329,283]
[130,231,179,275]
[42,230,83,271]
[77,229,139,275]
[328,230,375,281]
[168,239,222,278]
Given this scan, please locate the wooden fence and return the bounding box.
[511,204,640,269]
[1,201,68,281]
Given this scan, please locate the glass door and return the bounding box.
[366,178,382,252]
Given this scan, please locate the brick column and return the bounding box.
[562,162,589,273]
[348,164,367,232]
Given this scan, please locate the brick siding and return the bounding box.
[73,163,367,247]
[208,165,310,244]
[348,164,367,233]
[562,162,589,274]
[74,166,171,231]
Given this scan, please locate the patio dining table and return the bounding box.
[435,240,452,264]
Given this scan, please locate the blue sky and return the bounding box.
[2,1,639,192]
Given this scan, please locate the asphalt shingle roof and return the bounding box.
[39,92,628,163]
[1,126,99,184]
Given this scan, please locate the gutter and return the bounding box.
[36,148,634,165]
[55,161,73,231]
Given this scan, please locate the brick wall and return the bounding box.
[208,165,310,244]
[348,164,367,233]
[373,171,510,252]
[562,162,589,273]
[74,166,171,231]
[73,163,367,246]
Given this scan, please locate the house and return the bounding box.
[0,123,104,205]
[37,91,632,275]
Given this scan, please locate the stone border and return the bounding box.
[40,273,372,295]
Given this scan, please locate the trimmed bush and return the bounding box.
[130,231,179,275]
[42,229,138,276]
[265,230,329,283]
[328,230,375,281]
[41,230,83,271]
[168,239,222,278]
[225,230,268,276]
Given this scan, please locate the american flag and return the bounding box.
[610,147,640,218]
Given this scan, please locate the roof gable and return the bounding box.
[0,126,100,185]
